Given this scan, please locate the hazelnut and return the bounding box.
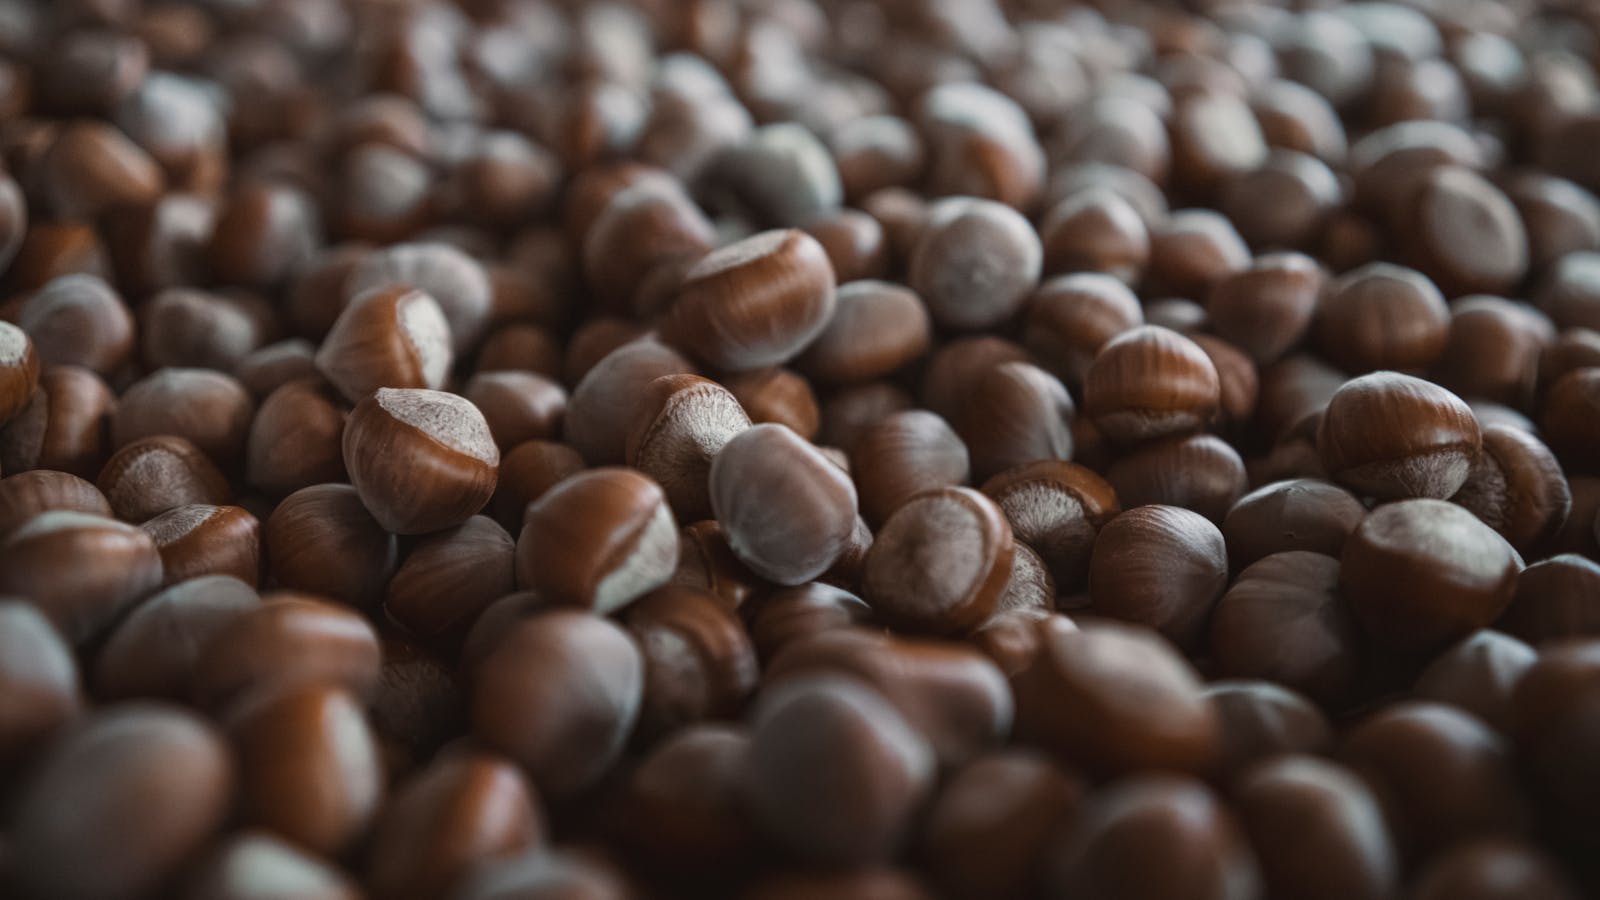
[0,320,39,428]
[0,510,163,644]
[981,460,1121,592]
[97,435,230,522]
[1342,499,1521,655]
[315,286,454,405]
[1084,325,1221,447]
[1316,371,1480,500]
[385,516,516,646]
[625,374,751,521]
[343,388,499,535]
[661,229,836,372]
[245,378,349,497]
[863,487,1013,635]
[264,484,398,606]
[140,504,261,587]
[92,575,260,702]
[1088,505,1228,651]
[710,424,859,586]
[0,469,111,539]
[110,368,255,469]
[516,467,679,613]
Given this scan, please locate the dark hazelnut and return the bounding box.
[1317,371,1481,500]
[1230,755,1399,900]
[1222,478,1367,570]
[1342,499,1521,655]
[1341,701,1528,858]
[1498,554,1600,643]
[1206,680,1333,777]
[1013,620,1219,775]
[1210,551,1362,705]
[1088,505,1228,650]
[463,371,567,451]
[1206,252,1324,365]
[742,675,934,866]
[1038,187,1148,282]
[1046,775,1258,899]
[1414,630,1538,734]
[566,338,695,465]
[1451,425,1571,552]
[1315,263,1450,373]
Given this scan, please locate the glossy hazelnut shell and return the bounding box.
[660,229,837,372]
[516,467,679,613]
[342,389,500,535]
[1317,372,1481,500]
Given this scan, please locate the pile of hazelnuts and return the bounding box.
[5,0,1600,897]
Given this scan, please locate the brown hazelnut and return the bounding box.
[97,435,230,522]
[909,198,1042,331]
[1451,425,1572,552]
[1088,505,1228,650]
[661,229,836,372]
[624,374,750,521]
[863,487,1013,635]
[110,368,255,469]
[1315,263,1450,373]
[315,286,454,405]
[343,388,500,535]
[622,585,759,736]
[981,460,1121,593]
[1106,433,1248,524]
[721,368,820,440]
[345,242,495,355]
[0,320,39,428]
[1206,252,1324,365]
[710,424,858,586]
[140,504,261,587]
[17,274,134,376]
[1083,325,1221,445]
[1210,551,1363,705]
[245,378,348,497]
[91,575,260,702]
[462,371,567,452]
[1021,274,1142,388]
[264,484,398,607]
[796,281,930,386]
[193,593,381,710]
[954,362,1074,483]
[1012,621,1219,776]
[1317,371,1481,500]
[516,467,679,613]
[850,410,969,528]
[566,338,695,465]
[1342,499,1521,655]
[386,516,516,647]
[0,469,111,540]
[1222,478,1367,571]
[0,510,162,644]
